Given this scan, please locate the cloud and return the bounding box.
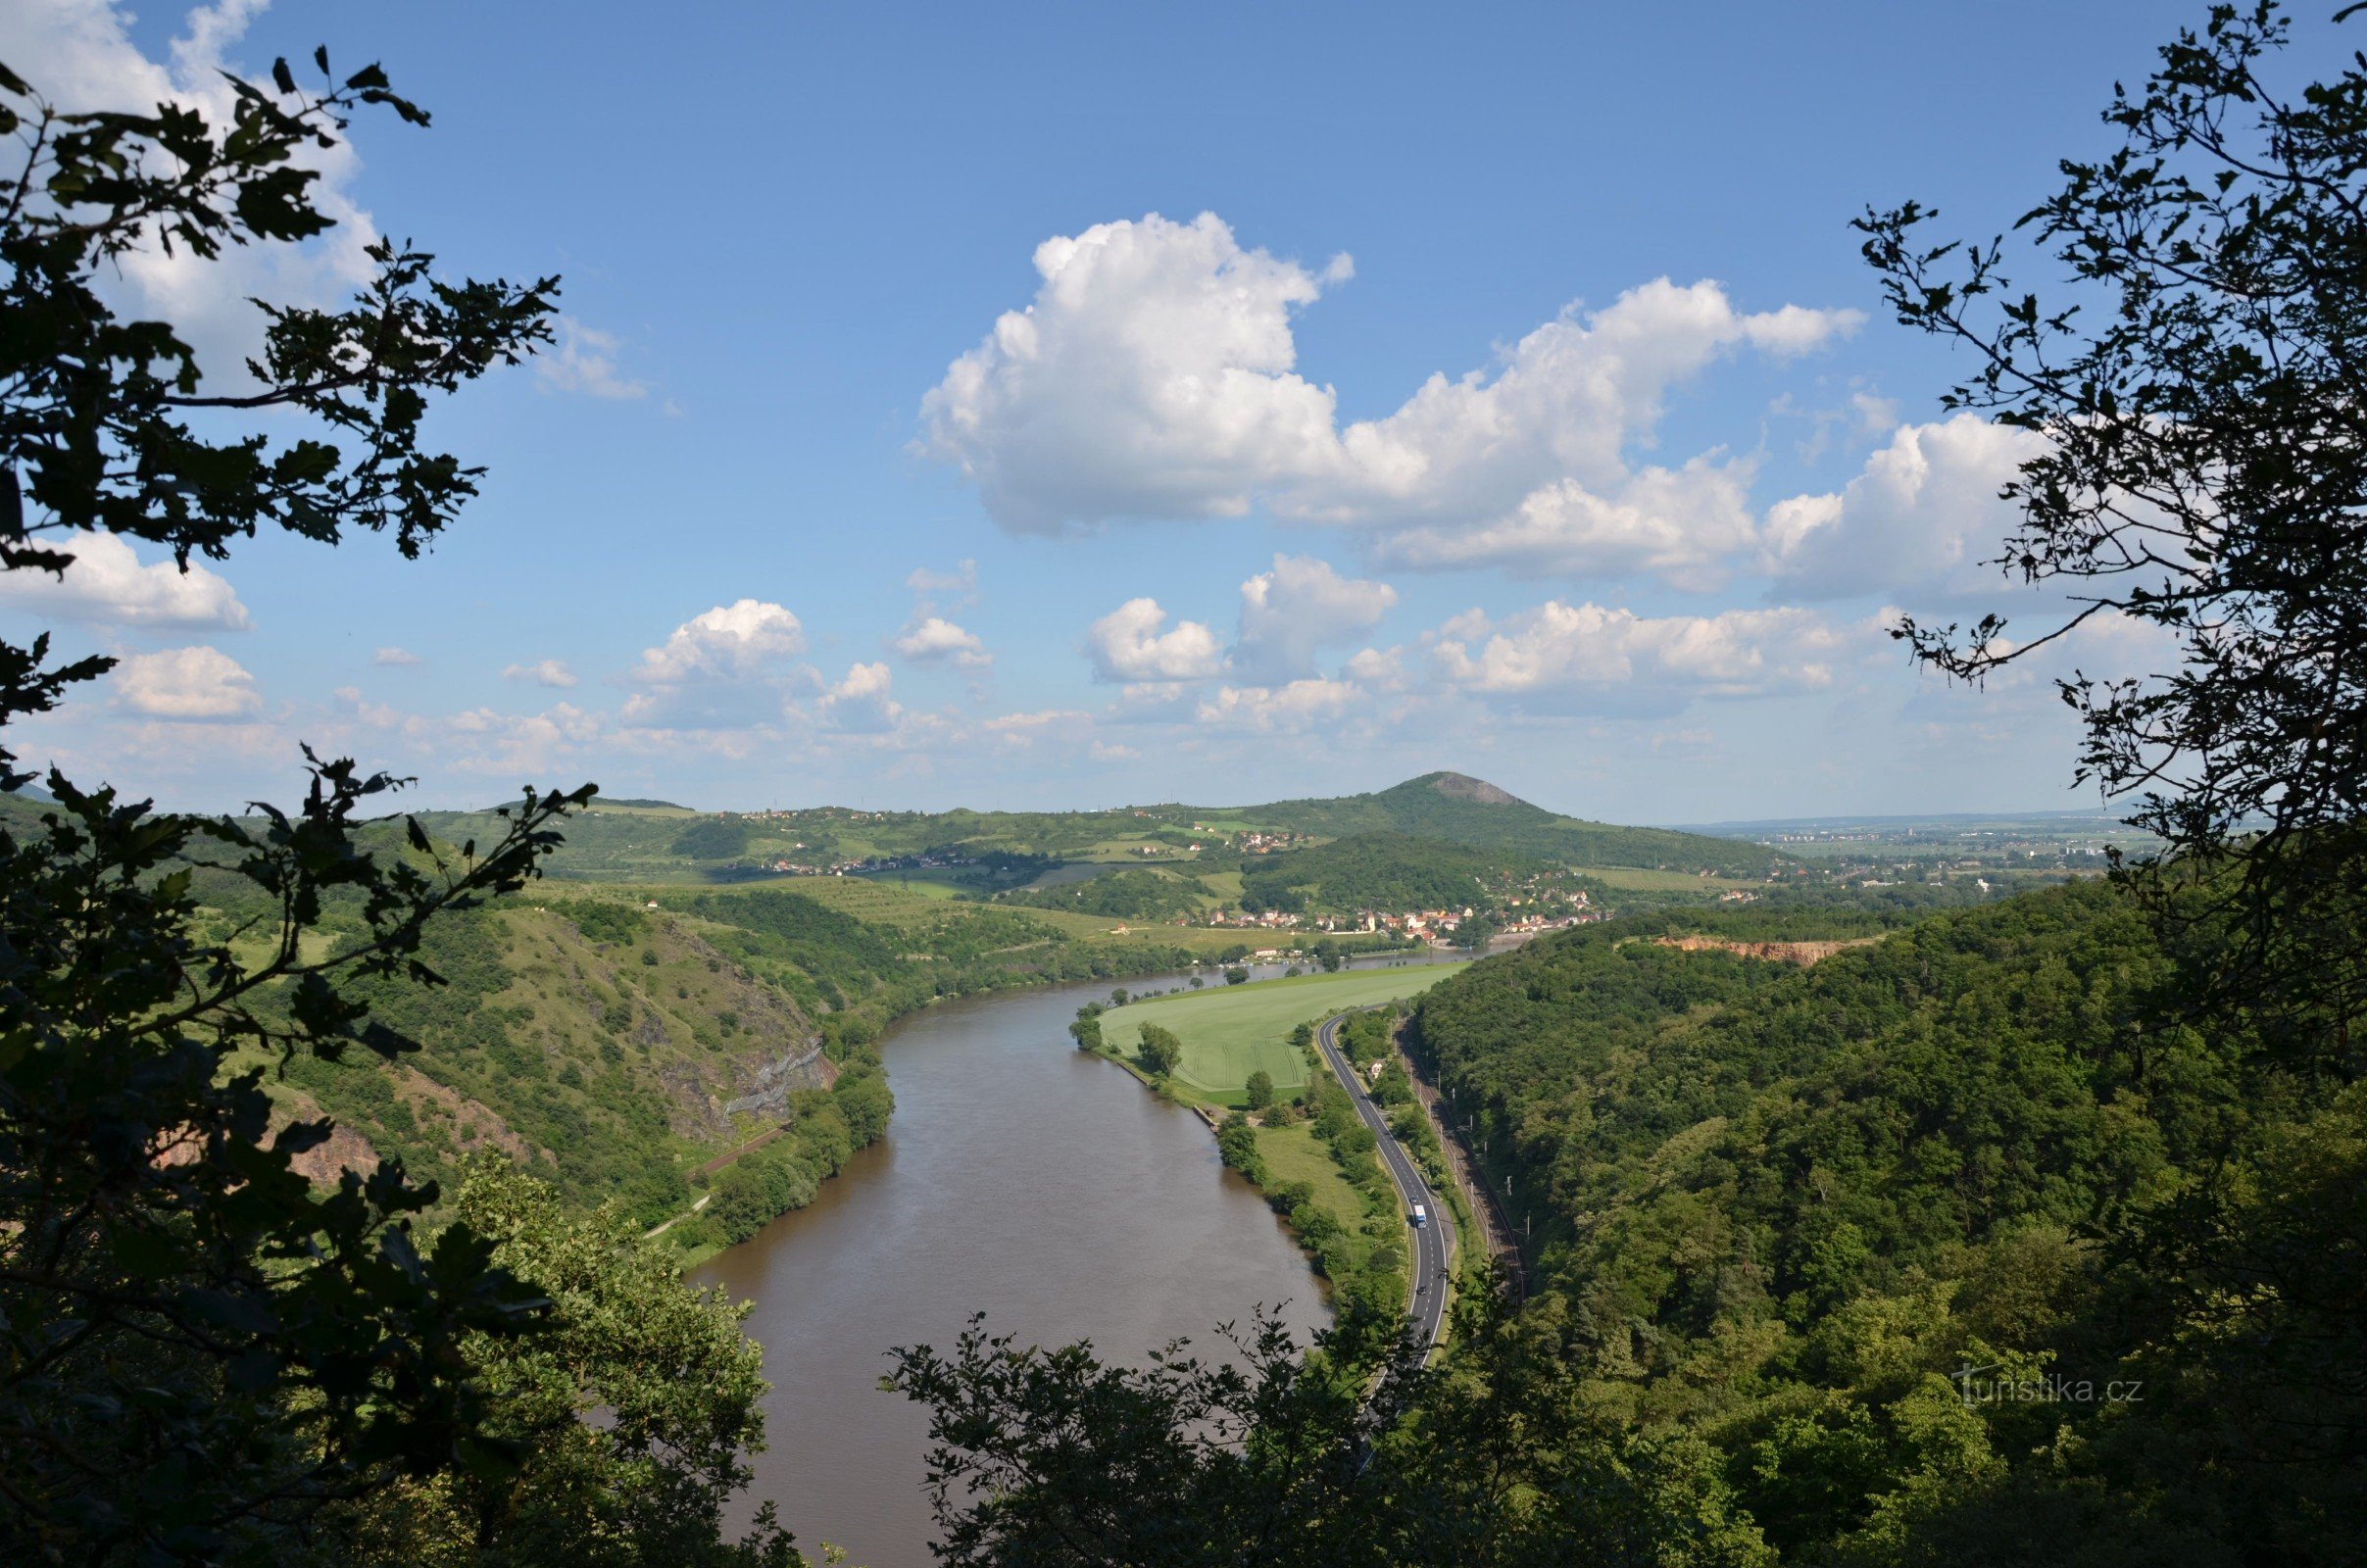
[1763,416,2047,602]
[1085,598,1226,682]
[446,701,603,774]
[1373,456,1757,589]
[622,600,811,728]
[535,318,648,400]
[372,646,422,667]
[892,615,992,669]
[1082,557,1396,691]
[0,534,250,629]
[919,213,1349,533]
[1195,678,1364,734]
[906,560,979,602]
[1088,741,1139,761]
[1231,556,1397,682]
[1429,600,1857,715]
[631,600,806,684]
[502,659,578,689]
[918,211,1859,587]
[1343,645,1408,689]
[818,662,902,733]
[112,644,261,719]
[983,709,1092,750]
[0,1,381,387]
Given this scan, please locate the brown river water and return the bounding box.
[691,970,1332,1566]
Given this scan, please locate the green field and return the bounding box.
[1576,865,1759,892]
[1253,1121,1370,1226]
[1099,964,1469,1102]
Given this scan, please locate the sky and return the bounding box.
[0,1,2333,821]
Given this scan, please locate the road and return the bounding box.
[1315,1011,1451,1352]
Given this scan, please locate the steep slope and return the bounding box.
[1404,885,2360,1564]
[271,899,869,1227]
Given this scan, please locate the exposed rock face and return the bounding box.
[285,1121,383,1186]
[1650,934,1883,966]
[1426,772,1525,806]
[723,1038,837,1116]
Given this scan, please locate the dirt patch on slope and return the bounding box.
[1650,934,1883,966]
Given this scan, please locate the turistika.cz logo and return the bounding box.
[1952,1364,2143,1407]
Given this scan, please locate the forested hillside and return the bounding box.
[1235,831,1557,914]
[265,877,1245,1242]
[1403,883,2360,1562]
[995,866,1213,921]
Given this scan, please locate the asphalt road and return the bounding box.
[1315,1011,1451,1351]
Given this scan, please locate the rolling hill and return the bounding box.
[411,771,1783,884]
[1234,771,1783,876]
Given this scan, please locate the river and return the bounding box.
[692,971,1332,1565]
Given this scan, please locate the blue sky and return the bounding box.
[2,1,2327,820]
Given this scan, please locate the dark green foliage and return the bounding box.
[885,1292,1772,1566]
[671,816,758,860]
[0,46,603,1561]
[1215,1112,1263,1180]
[1245,1070,1275,1110]
[1136,1023,1184,1076]
[686,1060,893,1250]
[342,1158,798,1566]
[1861,1,2367,1078]
[895,873,2364,1564]
[666,887,1209,1045]
[308,906,695,1228]
[554,900,647,946]
[1239,832,1542,915]
[999,867,1208,921]
[1402,875,2364,1563]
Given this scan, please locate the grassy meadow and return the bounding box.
[1099,964,1469,1103]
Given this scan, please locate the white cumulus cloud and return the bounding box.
[0,1,381,388]
[1196,678,1364,734]
[1763,415,2048,603]
[818,661,902,733]
[0,534,250,629]
[372,646,422,667]
[502,659,578,689]
[112,644,261,719]
[1430,601,1856,714]
[919,212,1859,590]
[1085,598,1226,683]
[920,213,1350,533]
[892,615,992,669]
[622,601,811,729]
[1374,456,1758,589]
[446,702,603,774]
[1231,556,1397,683]
[632,600,806,684]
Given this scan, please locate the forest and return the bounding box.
[4,4,2362,1565]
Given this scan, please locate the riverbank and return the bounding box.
[691,973,1327,1565]
[1089,963,1471,1109]
[646,953,1379,1259]
[1071,969,1476,1324]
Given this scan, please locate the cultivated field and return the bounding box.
[1099,964,1470,1102]
[1577,865,1757,892]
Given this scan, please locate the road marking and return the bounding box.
[1320,1011,1451,1349]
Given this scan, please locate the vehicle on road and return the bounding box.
[1411,1203,1428,1228]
